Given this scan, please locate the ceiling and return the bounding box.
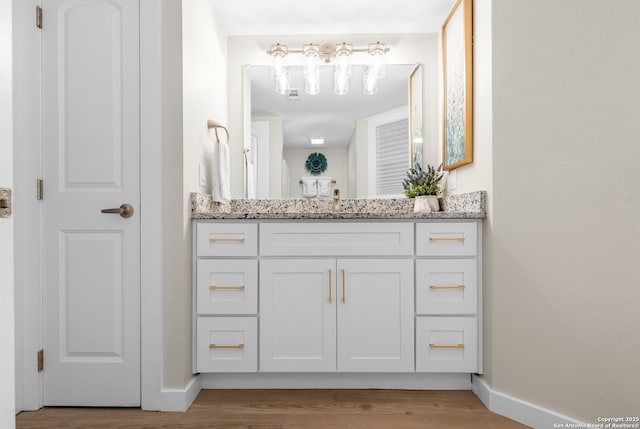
[211,0,457,35]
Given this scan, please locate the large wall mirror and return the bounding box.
[244,63,423,199]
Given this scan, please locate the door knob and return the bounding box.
[101,203,134,218]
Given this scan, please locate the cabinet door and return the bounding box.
[260,259,336,372]
[337,259,414,372]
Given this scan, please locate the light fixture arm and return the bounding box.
[266,42,389,63]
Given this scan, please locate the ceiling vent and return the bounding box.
[286,88,301,101]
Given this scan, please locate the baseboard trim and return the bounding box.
[153,376,202,412]
[201,373,471,390]
[471,375,584,428]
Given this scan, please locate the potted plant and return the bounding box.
[402,163,444,213]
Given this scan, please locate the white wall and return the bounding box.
[346,130,357,198]
[228,34,438,198]
[284,148,348,199]
[449,0,494,385]
[1,0,16,426]
[160,0,185,390]
[168,0,227,389]
[486,0,640,421]
[354,119,369,198]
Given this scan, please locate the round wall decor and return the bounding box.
[305,152,328,175]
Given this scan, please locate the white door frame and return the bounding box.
[2,0,17,426]
[14,0,198,412]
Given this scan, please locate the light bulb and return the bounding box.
[363,66,378,95]
[275,67,290,94]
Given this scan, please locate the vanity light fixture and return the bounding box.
[266,41,389,96]
[310,137,325,145]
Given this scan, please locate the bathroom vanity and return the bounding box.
[191,192,485,389]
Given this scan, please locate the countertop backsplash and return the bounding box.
[191,191,486,220]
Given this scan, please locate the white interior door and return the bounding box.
[42,0,140,406]
[251,121,270,198]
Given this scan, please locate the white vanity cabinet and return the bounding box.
[415,222,481,373]
[259,258,414,372]
[194,223,259,373]
[193,219,482,381]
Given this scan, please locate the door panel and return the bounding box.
[43,0,140,406]
[60,231,124,360]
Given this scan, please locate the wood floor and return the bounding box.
[16,389,529,429]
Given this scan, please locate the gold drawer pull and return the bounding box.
[341,269,346,304]
[210,285,245,290]
[429,237,465,241]
[209,343,244,349]
[210,237,245,242]
[429,343,464,349]
[430,285,465,290]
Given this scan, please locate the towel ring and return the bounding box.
[207,119,230,144]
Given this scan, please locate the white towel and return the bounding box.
[211,139,230,203]
[246,162,256,199]
[301,177,317,198]
[317,177,333,197]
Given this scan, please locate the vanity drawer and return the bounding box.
[260,222,413,256]
[416,317,478,373]
[416,222,477,256]
[416,259,477,315]
[197,260,257,315]
[197,223,257,257]
[196,317,257,372]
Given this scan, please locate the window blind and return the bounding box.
[376,119,409,196]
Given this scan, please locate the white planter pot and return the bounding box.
[413,195,440,213]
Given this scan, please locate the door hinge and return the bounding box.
[37,349,44,372]
[36,6,43,29]
[0,188,11,218]
[37,179,43,200]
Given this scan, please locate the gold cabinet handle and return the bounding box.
[429,237,465,241]
[209,343,244,349]
[328,268,332,303]
[429,343,465,349]
[210,285,245,290]
[429,285,465,289]
[341,269,346,304]
[210,237,245,242]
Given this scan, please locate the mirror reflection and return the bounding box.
[245,64,420,199]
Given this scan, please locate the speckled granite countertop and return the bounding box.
[191,191,486,220]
